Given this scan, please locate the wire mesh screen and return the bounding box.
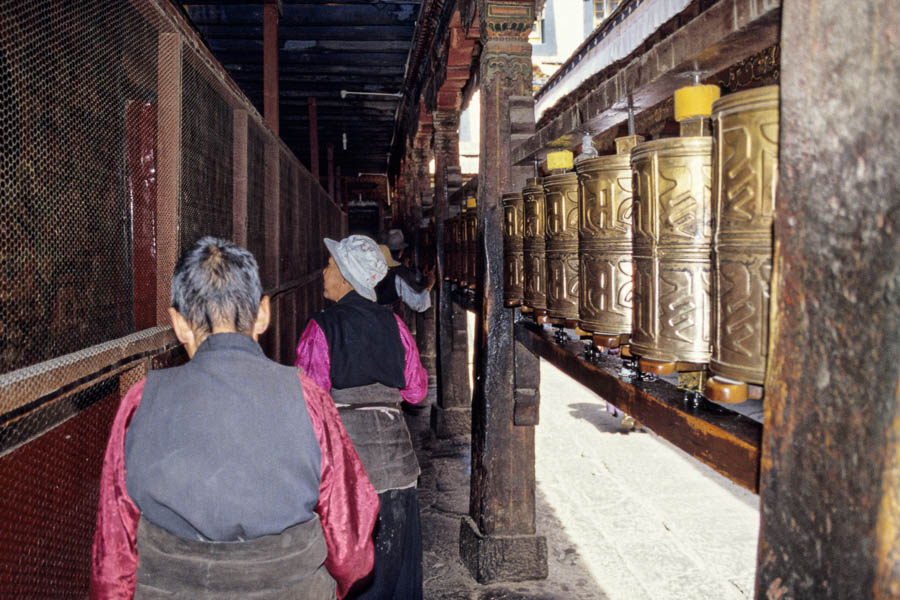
[0,0,345,595]
[1,0,162,375]
[179,53,233,253]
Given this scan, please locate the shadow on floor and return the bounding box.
[405,402,609,600]
[567,401,643,435]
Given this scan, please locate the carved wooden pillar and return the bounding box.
[755,2,900,598]
[432,110,470,438]
[460,0,547,583]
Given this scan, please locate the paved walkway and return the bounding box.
[407,357,760,599]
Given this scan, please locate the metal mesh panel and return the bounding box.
[179,52,233,252]
[1,0,160,374]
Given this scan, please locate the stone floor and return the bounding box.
[406,357,760,600]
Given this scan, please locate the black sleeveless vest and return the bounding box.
[311,291,405,390]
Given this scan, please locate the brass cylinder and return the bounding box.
[575,138,640,338]
[710,86,779,385]
[502,192,524,306]
[522,177,547,311]
[544,171,580,322]
[631,136,713,364]
[465,204,478,290]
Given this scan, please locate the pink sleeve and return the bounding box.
[395,314,427,405]
[90,379,145,600]
[300,373,378,599]
[295,319,332,394]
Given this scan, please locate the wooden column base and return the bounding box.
[639,357,676,375]
[534,310,550,324]
[431,405,472,439]
[620,345,633,358]
[705,375,764,404]
[520,305,533,314]
[505,299,522,308]
[459,516,548,583]
[592,333,622,349]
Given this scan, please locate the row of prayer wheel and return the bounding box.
[445,197,478,289]
[500,85,780,403]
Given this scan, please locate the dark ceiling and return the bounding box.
[179,0,422,177]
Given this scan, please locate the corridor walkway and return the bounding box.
[408,357,760,599]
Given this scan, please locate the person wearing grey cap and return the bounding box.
[295,234,428,600]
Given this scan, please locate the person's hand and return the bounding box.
[424,265,437,291]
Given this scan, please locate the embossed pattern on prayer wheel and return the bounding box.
[631,136,713,364]
[465,201,478,289]
[575,141,638,337]
[502,192,524,306]
[543,171,580,321]
[710,86,779,384]
[522,177,547,311]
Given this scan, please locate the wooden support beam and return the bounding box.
[156,32,182,327]
[460,0,547,584]
[263,2,279,134]
[327,144,334,198]
[510,0,781,165]
[755,0,900,596]
[308,97,319,183]
[232,109,248,247]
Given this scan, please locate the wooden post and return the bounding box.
[264,142,281,360]
[459,0,547,583]
[431,110,471,438]
[327,143,335,198]
[756,1,900,598]
[232,109,248,248]
[308,97,319,183]
[156,32,182,326]
[263,1,279,135]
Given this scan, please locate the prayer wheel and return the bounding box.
[465,197,478,290]
[544,151,580,326]
[522,177,548,321]
[576,135,644,348]
[706,85,780,403]
[631,84,718,376]
[502,192,525,307]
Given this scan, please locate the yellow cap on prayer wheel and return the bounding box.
[674,84,721,121]
[467,197,477,208]
[546,150,574,171]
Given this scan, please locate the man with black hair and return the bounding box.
[91,236,378,599]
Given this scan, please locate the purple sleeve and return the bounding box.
[295,320,332,394]
[395,314,427,405]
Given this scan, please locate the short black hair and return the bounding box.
[170,237,262,336]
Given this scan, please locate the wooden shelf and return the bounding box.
[515,321,762,493]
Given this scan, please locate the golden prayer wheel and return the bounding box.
[522,177,548,320]
[502,192,525,307]
[575,135,643,348]
[706,85,780,404]
[631,89,716,371]
[465,197,478,290]
[543,151,580,325]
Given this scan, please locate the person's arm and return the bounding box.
[295,319,332,393]
[300,373,379,599]
[90,380,145,600]
[394,314,427,404]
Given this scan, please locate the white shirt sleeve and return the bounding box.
[396,276,432,312]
